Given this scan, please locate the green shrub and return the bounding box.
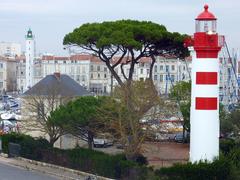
[220,139,236,155]
[228,148,240,168]
[0,133,151,179]
[155,157,233,180]
[1,133,51,160]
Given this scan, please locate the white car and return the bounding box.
[93,134,114,148]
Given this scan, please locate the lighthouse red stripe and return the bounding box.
[196,51,219,58]
[196,97,217,110]
[196,72,217,84]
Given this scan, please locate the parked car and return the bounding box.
[174,132,189,143]
[93,133,114,148]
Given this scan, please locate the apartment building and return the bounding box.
[13,52,240,107]
[0,42,21,57]
[15,54,191,95]
[0,56,17,93]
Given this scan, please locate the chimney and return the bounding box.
[54,72,61,80]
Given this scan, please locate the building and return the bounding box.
[0,56,17,93]
[0,42,21,57]
[25,29,35,90]
[16,54,191,95]
[21,73,92,147]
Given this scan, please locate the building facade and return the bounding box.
[0,57,17,93]
[0,42,21,57]
[16,54,191,95]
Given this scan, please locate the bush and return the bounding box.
[0,133,149,179]
[220,139,236,155]
[228,148,240,168]
[1,133,51,160]
[155,157,233,180]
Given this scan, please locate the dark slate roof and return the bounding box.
[23,74,92,97]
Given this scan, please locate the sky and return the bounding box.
[0,0,239,56]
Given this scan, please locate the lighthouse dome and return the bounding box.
[196,5,217,20]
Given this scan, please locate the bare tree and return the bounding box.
[98,80,166,160]
[21,84,73,146]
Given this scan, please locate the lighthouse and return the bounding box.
[25,28,35,91]
[190,5,223,162]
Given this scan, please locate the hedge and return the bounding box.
[0,133,150,179]
[2,133,240,179]
[155,156,237,180]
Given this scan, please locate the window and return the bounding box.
[160,65,163,71]
[97,66,100,71]
[154,75,158,81]
[90,73,93,79]
[104,67,107,72]
[171,75,175,82]
[166,75,169,80]
[160,75,163,82]
[77,67,80,74]
[82,75,85,81]
[171,65,175,71]
[154,66,157,72]
[183,66,186,71]
[104,74,107,78]
[140,63,144,67]
[63,61,66,64]
[37,102,45,118]
[54,60,58,64]
[90,65,94,71]
[98,73,100,78]
[140,69,143,74]
[166,65,169,72]
[147,69,150,74]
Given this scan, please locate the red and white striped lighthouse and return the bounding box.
[190,5,223,162]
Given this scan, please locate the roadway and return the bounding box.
[0,158,59,180]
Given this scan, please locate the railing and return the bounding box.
[218,35,225,47]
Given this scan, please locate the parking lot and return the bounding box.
[92,141,189,168]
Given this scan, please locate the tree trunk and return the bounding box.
[87,131,94,149]
[49,136,56,147]
[149,55,156,80]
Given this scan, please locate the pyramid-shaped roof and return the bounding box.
[23,73,92,97]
